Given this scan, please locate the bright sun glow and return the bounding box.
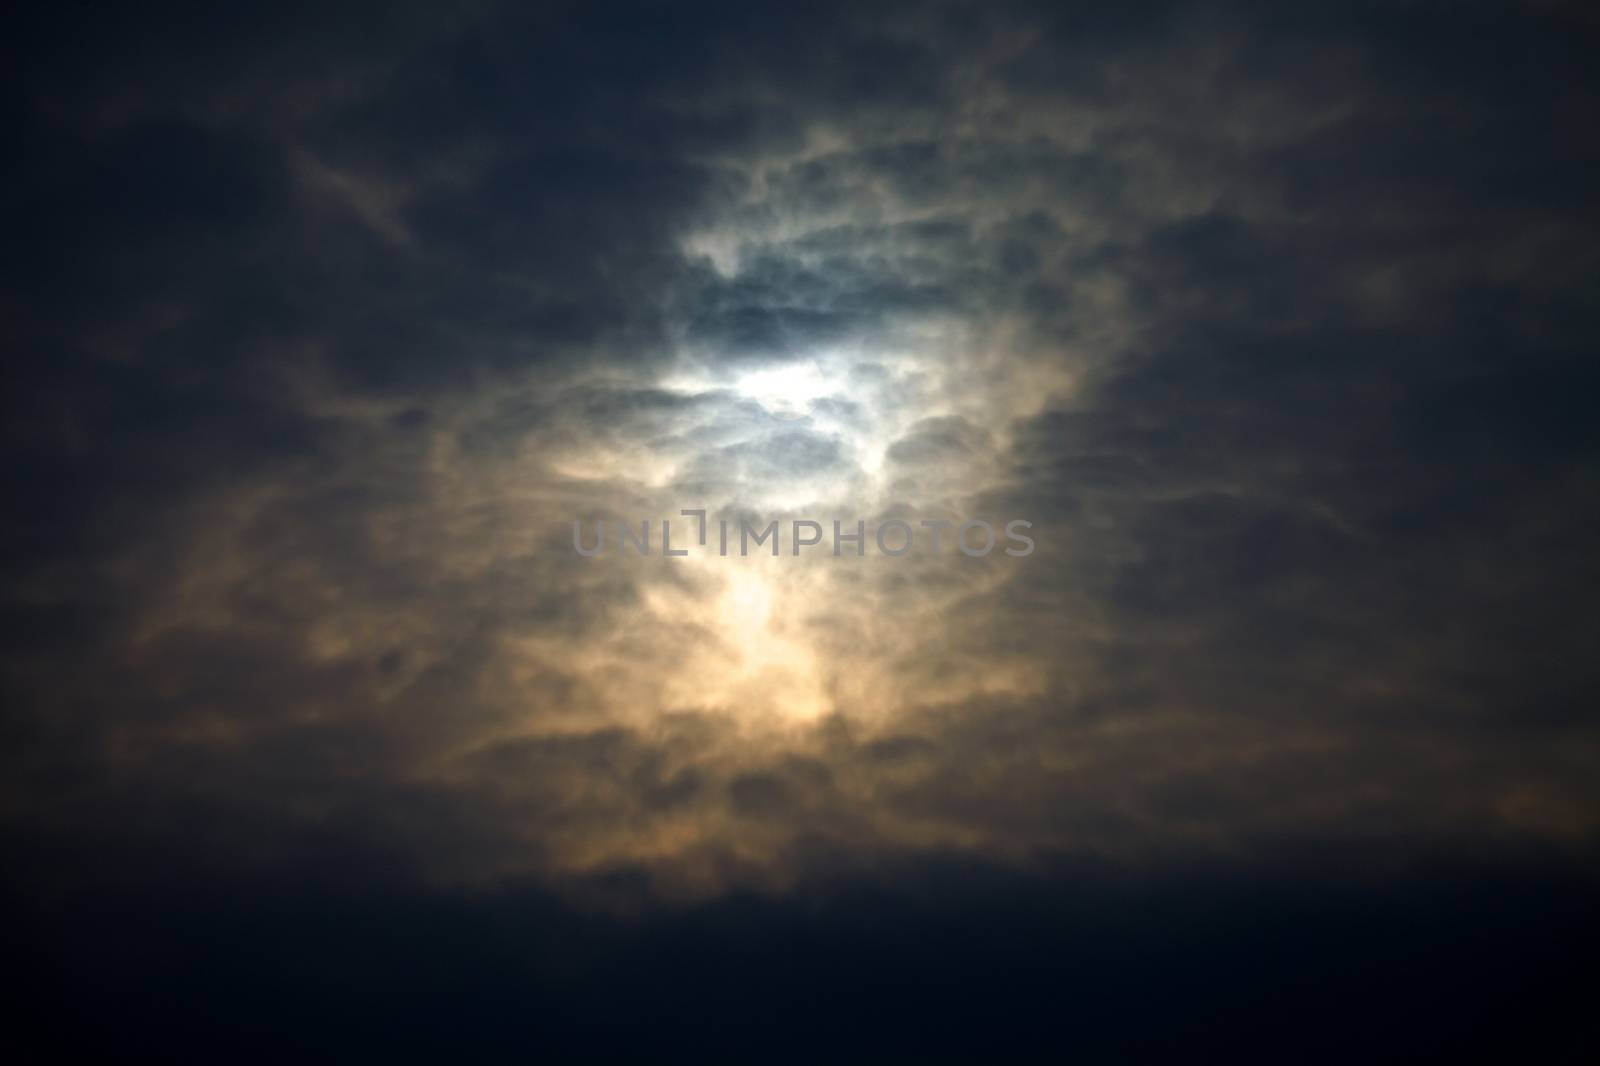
[642,559,831,722]
[732,358,836,420]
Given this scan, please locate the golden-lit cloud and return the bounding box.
[4,0,1597,918]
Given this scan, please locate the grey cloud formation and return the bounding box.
[8,6,1600,1060]
[4,0,1599,929]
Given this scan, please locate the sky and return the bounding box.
[4,1,1599,1060]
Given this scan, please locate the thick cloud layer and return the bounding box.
[7,0,1599,894]
[4,5,1599,1053]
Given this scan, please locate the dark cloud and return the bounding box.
[4,0,1599,1056]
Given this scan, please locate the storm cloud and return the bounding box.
[4,1,1598,1059]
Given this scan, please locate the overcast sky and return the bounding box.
[5,1,1598,1059]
